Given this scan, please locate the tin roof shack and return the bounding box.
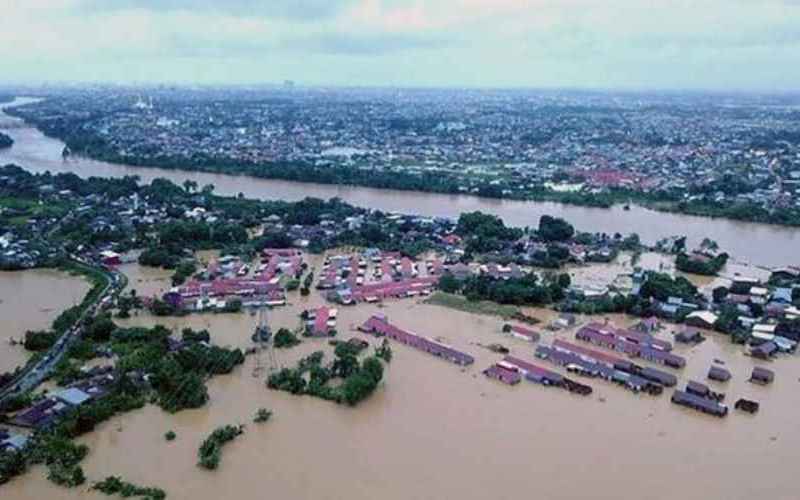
[734,398,760,414]
[685,311,719,330]
[483,362,522,385]
[504,324,540,343]
[750,341,778,360]
[708,366,732,382]
[581,322,672,351]
[686,381,725,402]
[55,387,92,406]
[503,355,592,395]
[675,328,705,344]
[671,390,728,417]
[1,432,28,452]
[638,366,678,387]
[750,367,775,385]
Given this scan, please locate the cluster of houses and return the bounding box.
[9,372,118,430]
[319,250,441,305]
[575,323,686,369]
[486,355,593,395]
[680,273,800,358]
[164,248,304,311]
[534,340,671,395]
[479,317,775,418]
[303,306,338,337]
[0,231,54,269]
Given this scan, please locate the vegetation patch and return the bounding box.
[197,425,245,470]
[93,476,167,500]
[268,345,386,406]
[273,328,301,348]
[253,408,272,424]
[675,252,729,276]
[424,292,521,319]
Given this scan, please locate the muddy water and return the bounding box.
[117,262,173,299]
[0,269,89,372]
[2,98,800,267]
[562,251,715,291]
[3,269,799,500]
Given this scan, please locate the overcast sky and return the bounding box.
[2,0,800,90]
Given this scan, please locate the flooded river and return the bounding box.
[2,97,799,268]
[1,261,799,500]
[0,269,89,372]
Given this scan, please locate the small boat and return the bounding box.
[623,204,631,211]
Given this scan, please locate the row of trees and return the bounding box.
[439,272,571,306]
[675,252,729,276]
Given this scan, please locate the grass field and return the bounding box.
[423,292,520,319]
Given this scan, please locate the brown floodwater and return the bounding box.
[0,269,89,372]
[3,261,799,500]
[2,98,799,268]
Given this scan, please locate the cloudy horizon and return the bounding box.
[2,0,800,91]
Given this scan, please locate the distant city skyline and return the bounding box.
[2,0,800,91]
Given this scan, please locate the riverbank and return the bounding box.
[6,96,800,229]
[2,98,800,268]
[58,147,800,228]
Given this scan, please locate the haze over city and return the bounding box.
[2,0,800,90]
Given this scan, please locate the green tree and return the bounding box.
[538,215,574,242]
[438,273,461,293]
[273,328,300,348]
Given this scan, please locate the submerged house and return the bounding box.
[506,324,541,343]
[503,355,592,395]
[483,362,522,385]
[675,328,705,344]
[750,367,775,385]
[575,324,685,369]
[304,306,338,337]
[359,315,474,366]
[671,390,728,417]
[708,366,732,382]
[750,341,778,360]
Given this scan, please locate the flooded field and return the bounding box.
[0,269,89,372]
[561,251,716,294]
[4,262,799,500]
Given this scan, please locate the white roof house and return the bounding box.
[55,388,91,406]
